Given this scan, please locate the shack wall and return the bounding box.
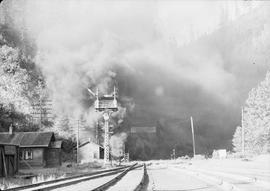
[79,143,102,163]
[45,148,62,167]
[19,148,45,168]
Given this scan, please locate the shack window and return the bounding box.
[19,149,33,160]
[25,150,33,160]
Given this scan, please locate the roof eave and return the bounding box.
[19,145,49,148]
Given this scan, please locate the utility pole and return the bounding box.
[241,107,245,156]
[190,116,196,157]
[96,121,99,144]
[77,120,80,163]
[39,98,42,129]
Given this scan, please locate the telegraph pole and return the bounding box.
[241,107,245,156]
[77,120,80,163]
[96,121,99,144]
[190,116,196,157]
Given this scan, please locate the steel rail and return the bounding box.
[91,163,140,191]
[4,165,131,191]
[133,164,148,191]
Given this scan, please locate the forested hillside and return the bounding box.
[0,23,45,132]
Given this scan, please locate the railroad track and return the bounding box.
[134,164,148,191]
[92,163,146,191]
[5,163,147,191]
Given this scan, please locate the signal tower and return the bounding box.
[89,87,118,166]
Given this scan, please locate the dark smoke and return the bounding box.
[114,3,270,158]
[2,1,270,159]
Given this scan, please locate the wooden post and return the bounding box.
[39,98,42,129]
[96,121,99,144]
[77,120,80,163]
[1,148,7,177]
[190,116,196,157]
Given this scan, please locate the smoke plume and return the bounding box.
[2,0,270,158]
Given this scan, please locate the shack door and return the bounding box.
[5,155,15,176]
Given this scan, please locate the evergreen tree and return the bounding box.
[51,115,76,139]
[232,126,242,153]
[233,72,270,154]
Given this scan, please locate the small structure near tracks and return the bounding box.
[0,128,62,173]
[212,149,227,159]
[78,140,104,163]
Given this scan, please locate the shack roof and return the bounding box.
[78,141,104,149]
[0,133,24,146]
[50,140,62,149]
[0,132,55,147]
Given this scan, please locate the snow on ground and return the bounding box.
[145,154,270,191]
[147,165,221,191]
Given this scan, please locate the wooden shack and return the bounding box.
[0,131,62,169]
[18,132,62,168]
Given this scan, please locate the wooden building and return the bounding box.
[0,131,62,170]
[18,132,62,168]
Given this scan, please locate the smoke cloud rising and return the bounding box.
[2,0,270,157]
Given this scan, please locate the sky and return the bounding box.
[1,0,270,156]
